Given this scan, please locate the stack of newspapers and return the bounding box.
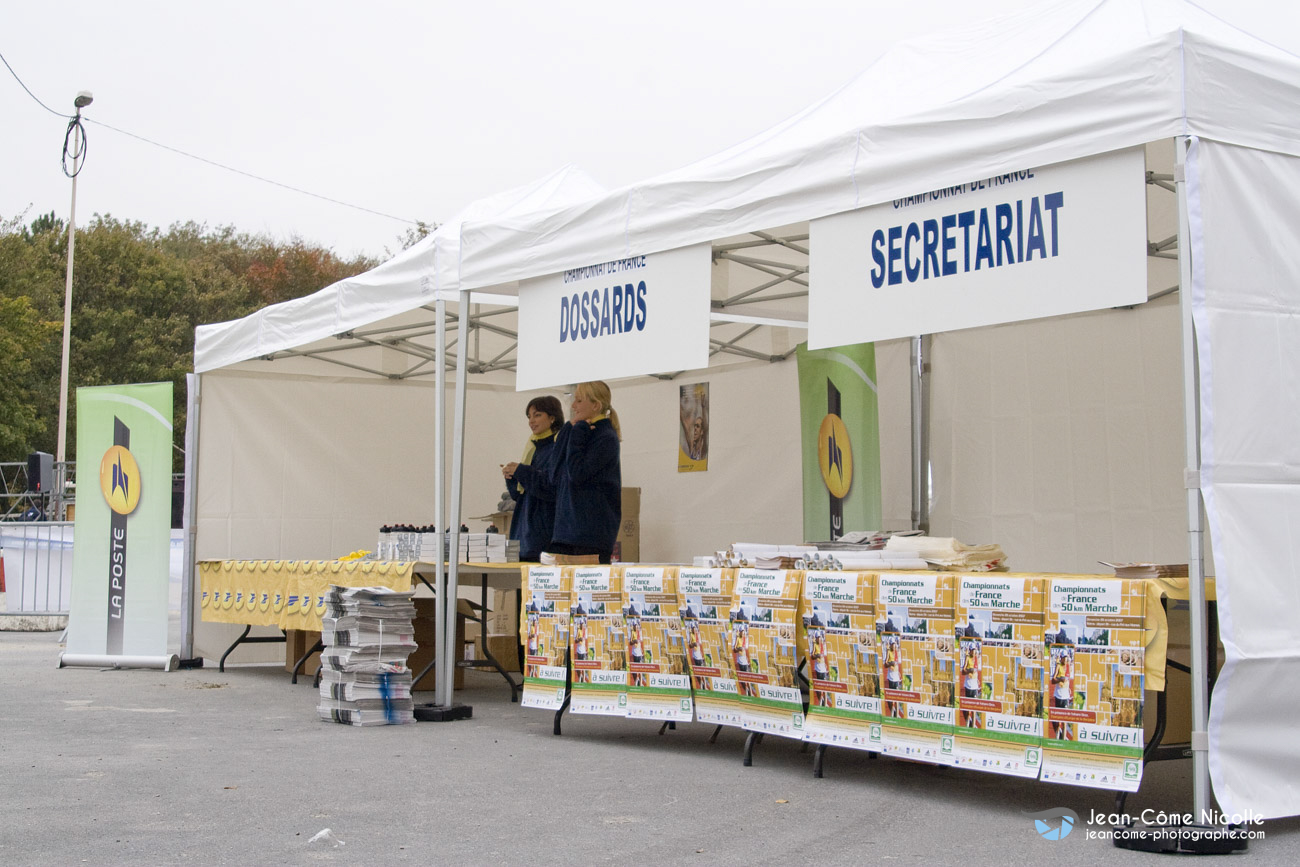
[317,585,418,726]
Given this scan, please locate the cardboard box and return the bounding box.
[489,589,520,636]
[615,486,640,563]
[408,598,478,691]
[481,634,522,672]
[285,629,321,676]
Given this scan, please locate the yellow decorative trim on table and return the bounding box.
[199,559,417,631]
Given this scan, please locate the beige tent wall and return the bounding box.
[927,295,1198,574]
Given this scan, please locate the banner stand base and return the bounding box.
[59,653,179,671]
[1112,821,1250,855]
[414,703,473,722]
[177,657,205,669]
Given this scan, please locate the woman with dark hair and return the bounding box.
[501,395,564,562]
[546,380,622,564]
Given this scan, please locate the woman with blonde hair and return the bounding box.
[547,380,622,564]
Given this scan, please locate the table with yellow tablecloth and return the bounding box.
[199,559,419,631]
[199,559,527,695]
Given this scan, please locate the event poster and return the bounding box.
[801,570,883,752]
[521,566,572,710]
[732,568,805,737]
[623,566,693,721]
[878,572,957,764]
[796,342,882,542]
[678,567,742,726]
[953,575,1047,778]
[1040,577,1147,791]
[569,566,628,716]
[65,382,174,658]
[678,382,709,472]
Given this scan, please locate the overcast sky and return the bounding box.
[4,1,1042,260]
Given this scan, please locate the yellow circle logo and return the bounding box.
[817,414,853,499]
[99,445,142,516]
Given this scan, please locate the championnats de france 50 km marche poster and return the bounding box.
[623,566,693,721]
[878,572,958,765]
[569,566,628,716]
[1039,577,1146,792]
[678,567,742,726]
[732,568,805,738]
[521,566,572,710]
[953,574,1048,778]
[65,382,174,658]
[801,570,883,753]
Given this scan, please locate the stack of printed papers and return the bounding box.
[883,535,1008,571]
[418,530,449,562]
[458,533,513,563]
[1100,562,1189,579]
[317,585,418,726]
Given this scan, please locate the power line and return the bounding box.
[84,118,417,225]
[2,48,420,226]
[1,49,70,117]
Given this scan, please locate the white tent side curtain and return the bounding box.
[1194,139,1300,820]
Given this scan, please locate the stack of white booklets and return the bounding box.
[457,533,515,563]
[418,530,449,562]
[317,585,418,726]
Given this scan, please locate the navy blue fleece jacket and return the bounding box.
[507,433,557,562]
[549,417,621,554]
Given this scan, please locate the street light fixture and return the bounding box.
[55,90,93,520]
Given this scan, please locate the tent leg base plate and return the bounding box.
[414,703,473,722]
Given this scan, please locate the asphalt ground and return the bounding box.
[2,628,1297,866]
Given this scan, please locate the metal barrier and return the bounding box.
[0,522,74,616]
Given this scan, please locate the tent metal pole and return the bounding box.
[910,335,931,533]
[434,297,449,707]
[179,372,200,663]
[444,290,472,707]
[1175,134,1212,821]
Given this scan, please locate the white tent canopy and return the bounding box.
[456,0,1300,288]
[192,0,1300,819]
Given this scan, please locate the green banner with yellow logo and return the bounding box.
[65,383,174,657]
[796,343,881,541]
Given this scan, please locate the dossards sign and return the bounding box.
[516,243,711,390]
[808,147,1146,348]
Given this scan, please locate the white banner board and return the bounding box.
[808,147,1146,348]
[516,243,711,390]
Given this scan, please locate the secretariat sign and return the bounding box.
[516,242,711,390]
[808,146,1146,349]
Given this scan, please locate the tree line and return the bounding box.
[0,210,398,471]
